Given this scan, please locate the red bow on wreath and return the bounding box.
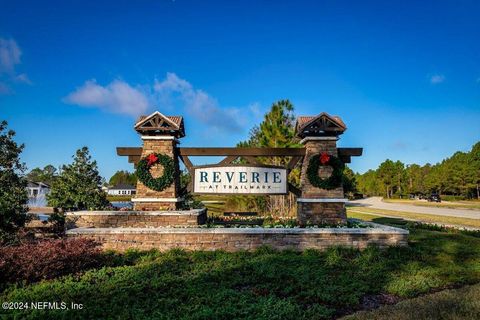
[146,154,158,166]
[320,152,330,165]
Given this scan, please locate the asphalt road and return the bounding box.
[348,197,480,220]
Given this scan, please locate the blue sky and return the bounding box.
[1,0,479,179]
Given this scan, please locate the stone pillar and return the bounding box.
[132,136,182,211]
[297,137,347,225]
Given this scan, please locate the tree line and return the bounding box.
[356,142,480,199]
[27,166,136,188]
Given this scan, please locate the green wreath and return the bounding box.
[306,152,344,190]
[136,153,175,192]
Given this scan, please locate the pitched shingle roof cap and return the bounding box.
[135,111,182,129]
[295,112,347,137]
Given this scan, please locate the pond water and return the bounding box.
[37,214,50,221]
[111,201,133,209]
[28,194,47,207]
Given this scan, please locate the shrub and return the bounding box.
[0,121,29,244]
[47,147,109,211]
[106,195,132,202]
[0,238,104,285]
[441,194,466,201]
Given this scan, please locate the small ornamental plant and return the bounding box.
[136,153,175,192]
[306,152,345,190]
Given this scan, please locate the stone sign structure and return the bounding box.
[119,111,362,223]
[66,110,409,252]
[132,112,184,211]
[296,113,349,226]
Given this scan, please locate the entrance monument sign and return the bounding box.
[67,109,409,252]
[116,111,364,224]
[193,165,288,195]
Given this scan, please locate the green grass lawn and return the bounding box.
[106,195,132,202]
[342,282,480,320]
[347,206,480,229]
[382,198,480,210]
[2,222,480,319]
[196,195,227,216]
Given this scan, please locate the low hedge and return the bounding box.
[440,195,467,201]
[106,195,132,202]
[0,238,104,286]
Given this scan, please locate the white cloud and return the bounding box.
[63,79,150,117]
[249,102,263,119]
[14,73,32,84]
[430,74,445,84]
[153,73,244,132]
[65,73,257,132]
[0,38,30,94]
[0,38,21,74]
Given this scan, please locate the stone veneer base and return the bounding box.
[66,222,408,252]
[297,201,347,226]
[66,209,207,228]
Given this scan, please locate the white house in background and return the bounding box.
[27,181,51,198]
[107,184,136,196]
[27,181,51,207]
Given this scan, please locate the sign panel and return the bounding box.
[193,165,288,195]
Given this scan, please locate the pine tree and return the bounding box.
[0,121,28,242]
[47,147,109,211]
[27,164,58,185]
[237,100,300,215]
[342,166,357,196]
[377,159,396,198]
[470,142,480,199]
[257,99,297,149]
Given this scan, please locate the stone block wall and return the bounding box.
[134,202,178,211]
[66,225,409,252]
[297,202,346,225]
[66,210,207,228]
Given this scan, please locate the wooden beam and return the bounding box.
[337,148,363,157]
[179,185,188,197]
[179,147,306,156]
[340,156,351,164]
[128,155,140,163]
[117,147,307,157]
[287,156,302,171]
[118,147,361,158]
[118,147,361,166]
[126,154,351,165]
[117,147,142,156]
[288,183,301,197]
[219,156,238,165]
[179,155,194,171]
